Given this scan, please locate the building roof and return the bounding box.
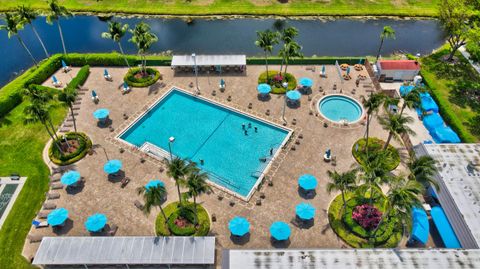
[33,236,215,265]
[414,143,480,248]
[378,60,420,70]
[223,249,480,269]
[171,55,246,67]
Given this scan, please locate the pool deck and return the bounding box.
[24,64,426,263]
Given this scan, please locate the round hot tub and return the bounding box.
[318,95,364,124]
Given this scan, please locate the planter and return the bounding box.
[48,132,92,166]
[124,67,160,87]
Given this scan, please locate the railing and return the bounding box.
[364,58,382,92]
[139,142,170,161]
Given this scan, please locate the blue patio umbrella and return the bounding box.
[295,203,316,220]
[85,213,108,232]
[299,77,313,88]
[298,174,317,190]
[93,108,110,120]
[286,90,301,101]
[104,159,122,174]
[228,216,250,236]
[270,221,291,241]
[145,180,165,190]
[61,170,80,186]
[47,208,69,226]
[257,83,271,94]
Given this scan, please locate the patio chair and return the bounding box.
[134,200,144,210]
[52,76,63,88]
[107,224,118,236]
[121,177,130,188]
[46,192,60,200]
[62,60,71,73]
[32,220,49,229]
[91,90,99,103]
[104,69,112,81]
[43,203,56,210]
[50,182,63,190]
[37,211,50,219]
[27,234,44,243]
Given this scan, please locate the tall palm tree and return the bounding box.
[136,185,168,222]
[255,29,279,81]
[24,100,63,154]
[58,88,78,133]
[408,154,439,190]
[362,92,385,153]
[372,176,422,239]
[46,0,72,55]
[279,26,298,73]
[166,157,195,205]
[282,40,303,77]
[102,21,130,68]
[358,150,391,205]
[129,22,158,74]
[16,5,50,58]
[378,112,416,150]
[399,88,420,116]
[326,169,358,210]
[375,26,395,61]
[0,13,38,66]
[185,168,212,225]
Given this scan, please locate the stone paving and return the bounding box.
[24,64,412,264]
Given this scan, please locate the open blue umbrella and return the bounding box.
[298,174,317,190]
[93,108,110,120]
[145,180,165,190]
[104,159,122,174]
[229,216,250,236]
[85,213,108,232]
[299,77,313,88]
[286,90,301,101]
[47,208,69,226]
[296,203,316,220]
[257,83,271,94]
[270,221,291,241]
[61,170,80,186]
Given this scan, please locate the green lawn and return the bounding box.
[0,0,439,17]
[0,100,67,269]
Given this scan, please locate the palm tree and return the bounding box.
[16,5,50,58]
[358,150,391,205]
[184,168,212,225]
[279,26,299,73]
[166,157,195,204]
[102,21,130,68]
[326,169,358,210]
[399,88,420,116]
[375,26,395,61]
[46,0,72,55]
[24,100,63,154]
[362,92,385,153]
[24,86,61,141]
[282,41,303,76]
[129,22,158,74]
[255,29,279,81]
[372,176,422,239]
[58,88,78,133]
[408,154,439,190]
[136,185,168,222]
[378,112,416,150]
[0,13,38,66]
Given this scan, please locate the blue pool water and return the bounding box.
[318,95,363,123]
[120,89,289,197]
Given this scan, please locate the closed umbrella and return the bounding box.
[85,213,108,232]
[93,108,110,120]
[228,216,250,236]
[270,221,291,241]
[61,170,80,186]
[286,90,301,101]
[47,208,69,226]
[296,203,316,220]
[298,174,317,191]
[104,159,122,174]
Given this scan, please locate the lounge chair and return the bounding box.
[62,60,71,73]
[122,82,130,94]
[32,220,49,229]
[43,203,56,210]
[50,182,63,190]
[28,234,44,243]
[107,224,118,236]
[52,76,62,88]
[91,90,99,103]
[219,79,226,90]
[46,192,60,200]
[121,177,130,188]
[104,69,112,81]
[134,200,144,210]
[37,211,50,219]
[49,174,60,182]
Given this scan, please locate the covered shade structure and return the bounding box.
[47,208,69,226]
[431,126,461,144]
[270,222,291,241]
[420,93,439,113]
[171,55,246,72]
[60,170,80,186]
[103,159,122,174]
[423,113,444,132]
[228,216,250,237]
[431,206,462,248]
[410,207,429,245]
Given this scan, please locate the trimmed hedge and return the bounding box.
[352,137,400,171]
[48,132,92,166]
[124,67,161,87]
[65,65,90,92]
[63,52,172,67]
[258,70,297,94]
[155,202,210,236]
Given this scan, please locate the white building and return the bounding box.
[376,60,420,81]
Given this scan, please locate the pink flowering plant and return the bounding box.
[352,204,383,230]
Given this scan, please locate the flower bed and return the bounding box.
[48,132,92,166]
[258,70,297,94]
[352,204,382,230]
[155,202,210,236]
[124,67,161,87]
[352,137,400,171]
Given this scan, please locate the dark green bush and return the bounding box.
[156,202,210,236]
[65,65,90,93]
[48,132,92,166]
[124,67,161,87]
[352,137,400,171]
[167,207,196,236]
[466,42,480,63]
[258,71,297,94]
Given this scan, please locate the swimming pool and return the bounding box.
[318,95,364,124]
[119,88,291,199]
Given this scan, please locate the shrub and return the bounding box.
[258,71,297,94]
[155,202,210,236]
[466,42,480,63]
[124,67,161,87]
[351,204,382,230]
[352,137,400,171]
[65,65,90,93]
[167,207,197,236]
[48,132,92,166]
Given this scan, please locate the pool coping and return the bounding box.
[310,93,366,129]
[113,86,294,202]
[316,94,365,125]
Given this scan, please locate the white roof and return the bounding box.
[223,249,480,269]
[33,236,215,265]
[171,55,246,66]
[415,143,480,248]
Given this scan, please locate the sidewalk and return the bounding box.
[459,46,480,76]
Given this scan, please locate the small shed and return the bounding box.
[376,60,420,81]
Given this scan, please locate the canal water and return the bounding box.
[0,16,445,87]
